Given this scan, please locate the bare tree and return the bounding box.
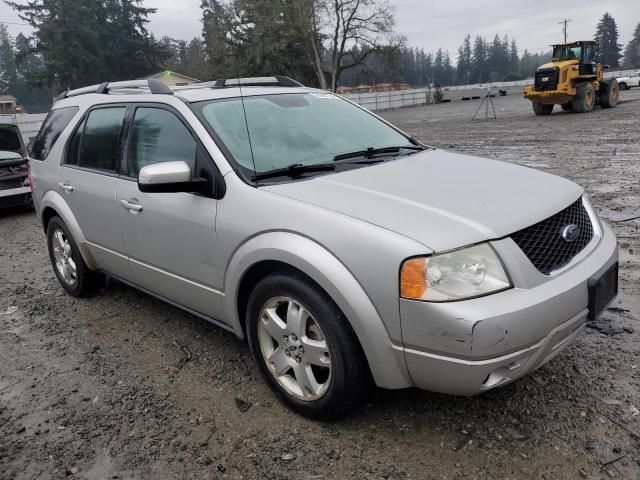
[320,0,397,91]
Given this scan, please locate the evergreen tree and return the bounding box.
[594,12,622,68]
[7,0,167,89]
[508,39,519,77]
[471,35,487,83]
[0,24,16,92]
[202,0,317,86]
[622,23,640,68]
[456,34,472,84]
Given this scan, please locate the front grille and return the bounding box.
[534,67,559,91]
[511,199,594,275]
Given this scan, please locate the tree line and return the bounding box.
[0,0,639,112]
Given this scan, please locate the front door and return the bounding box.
[57,105,129,277]
[116,105,224,320]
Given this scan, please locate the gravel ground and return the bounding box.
[1,90,639,480]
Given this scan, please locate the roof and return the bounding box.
[54,77,316,107]
[0,95,17,102]
[141,70,201,83]
[552,40,597,46]
[53,85,320,111]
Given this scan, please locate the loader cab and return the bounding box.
[552,41,599,76]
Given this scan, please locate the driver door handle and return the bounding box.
[120,199,143,213]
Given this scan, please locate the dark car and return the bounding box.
[0,117,31,210]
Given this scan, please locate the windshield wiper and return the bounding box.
[251,163,336,181]
[333,145,425,162]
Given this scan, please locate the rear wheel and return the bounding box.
[532,102,554,115]
[246,272,371,420]
[46,216,103,297]
[599,79,619,108]
[572,82,596,113]
[618,82,628,90]
[560,102,573,111]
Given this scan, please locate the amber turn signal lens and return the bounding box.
[400,258,427,299]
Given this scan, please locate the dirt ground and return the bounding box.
[1,90,640,480]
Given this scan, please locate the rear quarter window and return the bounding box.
[31,106,79,161]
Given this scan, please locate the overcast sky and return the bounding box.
[1,0,638,59]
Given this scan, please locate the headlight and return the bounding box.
[400,243,512,302]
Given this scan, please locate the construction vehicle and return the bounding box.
[524,41,619,115]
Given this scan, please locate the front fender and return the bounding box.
[223,231,412,389]
[40,189,98,270]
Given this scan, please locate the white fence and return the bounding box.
[344,68,635,111]
[343,88,434,111]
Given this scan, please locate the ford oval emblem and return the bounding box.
[561,224,580,242]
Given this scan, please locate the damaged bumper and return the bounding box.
[399,221,618,396]
[0,156,31,209]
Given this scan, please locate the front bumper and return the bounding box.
[399,221,618,396]
[523,86,574,105]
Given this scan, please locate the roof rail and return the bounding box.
[58,78,174,100]
[213,76,304,88]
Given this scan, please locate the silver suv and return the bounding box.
[30,77,618,420]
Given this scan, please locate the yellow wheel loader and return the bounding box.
[524,41,619,115]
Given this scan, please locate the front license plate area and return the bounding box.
[588,263,618,320]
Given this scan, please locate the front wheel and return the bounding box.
[246,272,371,420]
[46,216,103,297]
[599,79,620,108]
[572,82,596,113]
[618,82,628,91]
[533,102,554,115]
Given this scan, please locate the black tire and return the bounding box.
[560,102,573,111]
[46,216,103,297]
[532,102,554,115]
[618,82,628,91]
[245,271,372,420]
[572,82,596,113]
[599,79,619,108]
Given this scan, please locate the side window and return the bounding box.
[65,107,126,173]
[127,108,197,177]
[31,106,79,160]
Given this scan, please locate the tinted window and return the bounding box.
[31,106,79,160]
[66,107,126,173]
[127,108,196,177]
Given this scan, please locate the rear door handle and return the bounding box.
[120,199,143,213]
[59,182,74,193]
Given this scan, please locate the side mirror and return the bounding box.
[603,64,610,70]
[138,161,208,194]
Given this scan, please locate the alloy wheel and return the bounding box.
[51,228,77,285]
[257,296,332,401]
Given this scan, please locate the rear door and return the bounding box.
[115,104,224,320]
[58,105,129,277]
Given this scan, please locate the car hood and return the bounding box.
[263,149,583,252]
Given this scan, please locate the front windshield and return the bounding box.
[193,93,413,177]
[553,44,582,61]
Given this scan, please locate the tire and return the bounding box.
[618,82,628,90]
[245,271,372,420]
[532,102,554,115]
[572,82,596,113]
[560,102,573,111]
[599,79,619,108]
[46,216,103,297]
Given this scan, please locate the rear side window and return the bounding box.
[31,106,79,160]
[66,107,126,173]
[127,107,196,177]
